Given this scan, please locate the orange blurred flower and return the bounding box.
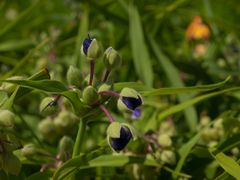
[185,16,210,41]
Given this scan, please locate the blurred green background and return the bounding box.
[0,0,240,179]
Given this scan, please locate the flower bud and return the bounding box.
[117,88,143,112]
[157,134,172,148]
[21,144,38,158]
[98,82,113,103]
[160,150,176,165]
[58,136,74,160]
[54,111,78,135]
[103,47,121,70]
[107,122,133,152]
[0,76,24,94]
[81,38,101,60]
[39,97,58,116]
[38,118,58,143]
[66,65,82,87]
[0,109,15,129]
[82,86,99,105]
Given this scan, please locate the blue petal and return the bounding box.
[83,38,92,55]
[110,126,132,151]
[131,108,141,119]
[121,95,142,110]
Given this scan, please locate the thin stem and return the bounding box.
[98,91,120,97]
[99,104,113,123]
[89,60,95,85]
[13,107,44,148]
[102,69,111,82]
[72,119,87,158]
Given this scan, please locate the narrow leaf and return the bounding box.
[129,4,153,87]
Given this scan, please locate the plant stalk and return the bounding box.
[89,60,94,85]
[72,119,87,158]
[102,69,111,82]
[99,104,113,123]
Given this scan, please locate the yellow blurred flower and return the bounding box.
[185,16,210,41]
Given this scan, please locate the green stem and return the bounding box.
[72,119,87,158]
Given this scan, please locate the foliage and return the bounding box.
[0,0,240,179]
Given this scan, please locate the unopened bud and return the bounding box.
[103,47,121,70]
[82,86,99,105]
[66,65,82,87]
[39,97,58,116]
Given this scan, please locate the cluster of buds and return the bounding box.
[198,115,224,147]
[35,35,143,153]
[80,36,143,151]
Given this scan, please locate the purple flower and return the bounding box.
[110,126,132,151]
[131,108,141,119]
[82,38,92,55]
[121,95,142,111]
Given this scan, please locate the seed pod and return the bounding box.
[82,86,99,105]
[66,65,82,87]
[39,97,58,116]
[103,47,121,70]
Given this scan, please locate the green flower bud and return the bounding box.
[0,76,24,94]
[66,65,82,87]
[157,134,172,148]
[98,82,113,103]
[82,86,99,105]
[2,152,21,175]
[54,111,78,135]
[38,118,58,143]
[39,97,58,116]
[81,38,101,61]
[160,150,176,165]
[0,109,15,129]
[117,88,143,112]
[103,47,121,70]
[21,144,38,158]
[58,136,74,161]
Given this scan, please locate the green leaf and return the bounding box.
[173,121,214,179]
[149,36,198,132]
[129,4,154,88]
[2,152,22,175]
[0,0,40,38]
[157,87,240,123]
[0,79,68,93]
[26,171,52,180]
[0,39,34,52]
[210,151,240,180]
[114,82,152,92]
[141,76,231,96]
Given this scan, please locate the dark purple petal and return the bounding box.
[131,108,141,119]
[83,38,92,55]
[121,95,142,110]
[110,126,132,151]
